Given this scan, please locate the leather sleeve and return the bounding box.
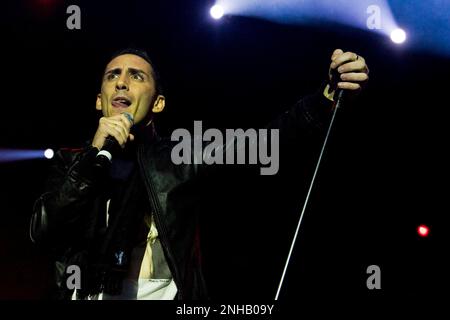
[265,83,334,142]
[198,83,334,176]
[30,146,101,247]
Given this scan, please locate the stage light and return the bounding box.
[44,148,54,159]
[0,149,50,163]
[210,4,224,20]
[390,28,407,44]
[417,224,429,237]
[210,1,398,36]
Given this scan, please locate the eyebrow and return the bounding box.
[104,67,150,78]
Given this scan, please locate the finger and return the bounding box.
[106,121,133,148]
[104,118,131,135]
[103,125,128,146]
[340,72,369,82]
[331,51,358,69]
[104,123,127,145]
[337,82,361,91]
[108,125,127,146]
[331,49,344,60]
[337,60,367,74]
[112,123,129,144]
[109,114,132,130]
[103,127,126,146]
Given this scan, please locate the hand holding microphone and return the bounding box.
[92,112,134,169]
[327,49,369,102]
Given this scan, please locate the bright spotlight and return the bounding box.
[390,28,407,44]
[44,148,54,159]
[210,4,224,20]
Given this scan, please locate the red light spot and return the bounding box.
[417,225,430,237]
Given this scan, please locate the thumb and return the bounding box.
[331,49,344,60]
[129,133,135,142]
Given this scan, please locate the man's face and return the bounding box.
[96,54,157,125]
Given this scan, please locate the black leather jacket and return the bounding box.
[30,86,334,300]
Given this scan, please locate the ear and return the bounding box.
[96,93,102,111]
[152,95,166,113]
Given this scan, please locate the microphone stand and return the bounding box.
[274,89,345,300]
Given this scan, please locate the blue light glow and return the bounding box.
[216,0,450,56]
[0,149,52,163]
[215,0,397,35]
[389,0,450,55]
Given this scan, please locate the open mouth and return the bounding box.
[112,96,132,108]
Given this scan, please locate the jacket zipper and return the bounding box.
[137,145,184,299]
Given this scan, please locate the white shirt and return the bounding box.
[71,200,178,300]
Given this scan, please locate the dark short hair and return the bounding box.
[109,48,163,96]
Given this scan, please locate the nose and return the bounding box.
[115,73,129,91]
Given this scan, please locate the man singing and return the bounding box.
[30,48,368,300]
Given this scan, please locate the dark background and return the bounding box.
[1,0,448,301]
